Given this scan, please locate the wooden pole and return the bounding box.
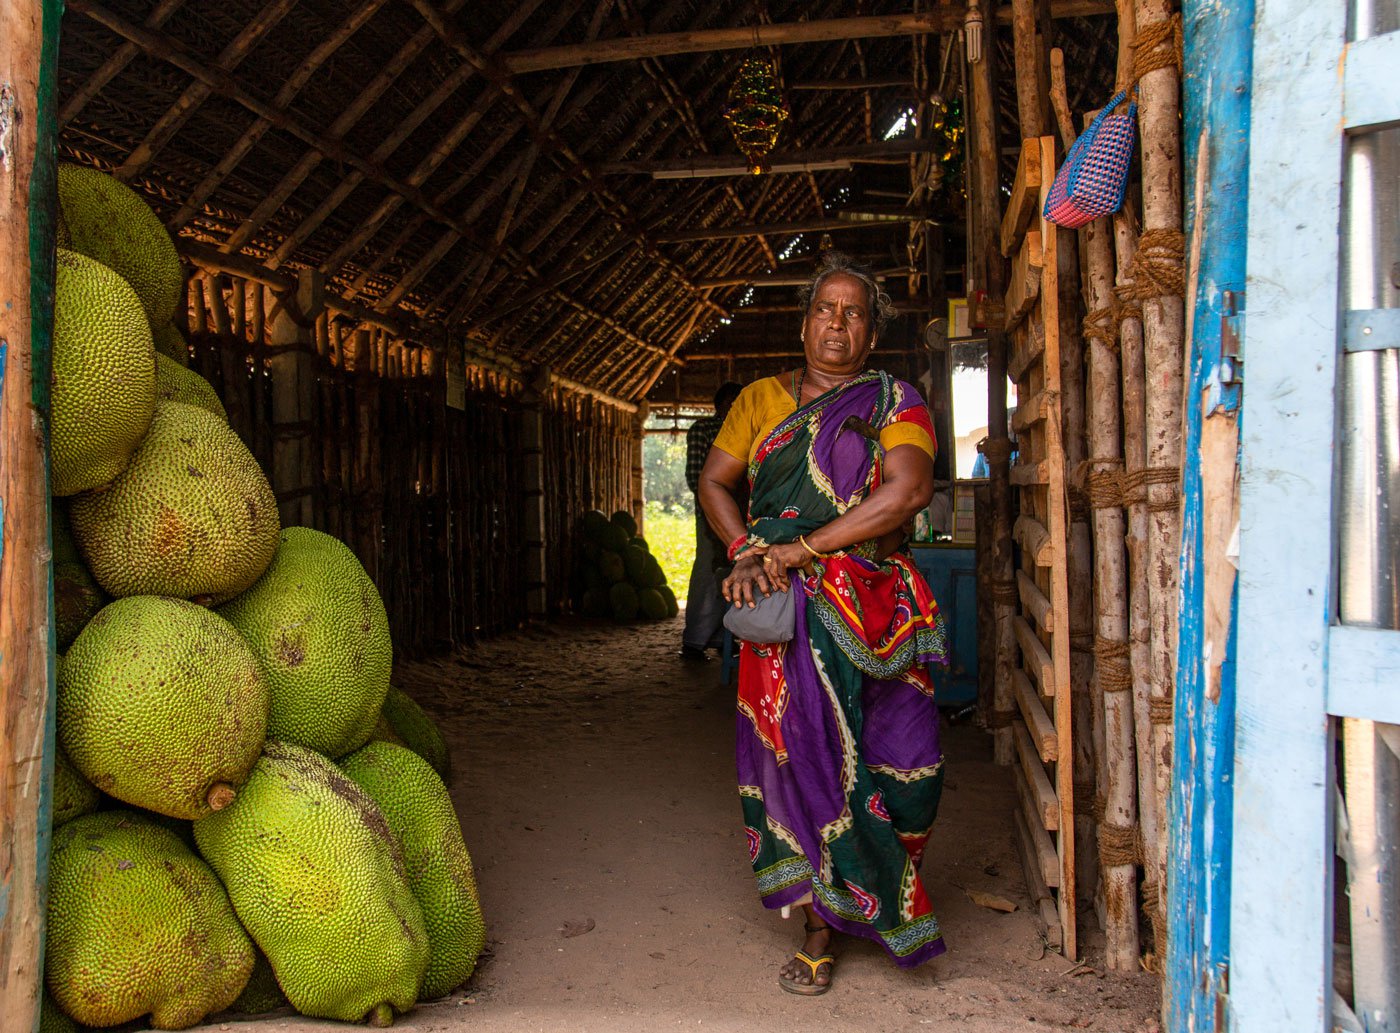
[268,270,323,527]
[1130,0,1185,957]
[0,5,61,1030]
[1082,207,1141,969]
[967,0,1016,766]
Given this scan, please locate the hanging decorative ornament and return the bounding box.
[723,55,790,175]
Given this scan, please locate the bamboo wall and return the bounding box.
[180,270,639,654]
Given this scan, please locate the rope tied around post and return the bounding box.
[989,578,1018,604]
[1132,12,1184,84]
[1119,465,1179,509]
[1148,696,1173,725]
[1099,821,1143,867]
[1081,307,1117,349]
[1094,636,1133,692]
[981,436,1015,464]
[1115,229,1186,305]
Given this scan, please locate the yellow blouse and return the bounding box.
[712,375,935,465]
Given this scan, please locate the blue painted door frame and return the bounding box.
[1173,0,1400,1027]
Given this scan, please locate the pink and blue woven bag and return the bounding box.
[1043,90,1137,228]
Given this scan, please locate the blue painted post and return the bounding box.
[0,3,62,1031]
[1168,0,1252,1028]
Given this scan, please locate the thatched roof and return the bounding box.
[58,0,1116,405]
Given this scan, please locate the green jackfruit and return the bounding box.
[597,550,625,584]
[580,509,611,543]
[52,745,99,828]
[611,509,638,537]
[46,811,254,1030]
[609,582,639,622]
[597,521,630,554]
[629,535,649,552]
[580,589,606,618]
[229,948,287,1015]
[369,713,408,748]
[622,545,649,584]
[59,596,268,819]
[340,742,485,999]
[638,588,668,621]
[69,401,279,604]
[194,741,430,1026]
[659,584,680,618]
[54,560,105,651]
[641,554,668,588]
[155,353,226,421]
[51,248,156,496]
[218,527,392,759]
[57,163,183,325]
[152,321,189,366]
[382,686,451,783]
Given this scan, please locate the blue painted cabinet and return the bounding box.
[911,544,978,706]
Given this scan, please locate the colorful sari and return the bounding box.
[735,369,950,968]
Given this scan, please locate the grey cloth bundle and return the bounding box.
[722,582,796,643]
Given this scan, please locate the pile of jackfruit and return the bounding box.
[42,165,482,1031]
[572,509,679,622]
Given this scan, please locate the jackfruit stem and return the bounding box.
[367,1003,394,1027]
[206,782,236,811]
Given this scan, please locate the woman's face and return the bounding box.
[801,273,878,376]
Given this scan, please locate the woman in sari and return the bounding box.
[697,253,948,996]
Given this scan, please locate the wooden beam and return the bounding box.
[167,0,390,230]
[58,0,185,126]
[600,139,935,176]
[733,299,932,315]
[499,4,1113,73]
[790,75,912,90]
[655,213,928,244]
[1013,669,1058,763]
[1014,722,1060,831]
[115,0,299,181]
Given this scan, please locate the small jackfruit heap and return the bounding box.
[218,527,392,759]
[155,352,227,421]
[58,596,268,819]
[69,401,279,604]
[51,248,156,496]
[56,163,184,326]
[46,811,254,1030]
[194,741,429,1026]
[340,742,486,1000]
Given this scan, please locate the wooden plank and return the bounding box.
[1011,388,1049,433]
[1010,460,1049,486]
[1013,786,1061,888]
[1017,568,1054,631]
[1014,721,1061,830]
[1008,319,1046,381]
[1013,808,1064,947]
[1013,667,1058,762]
[1003,229,1043,330]
[1000,139,1043,255]
[1013,515,1052,565]
[1013,615,1056,695]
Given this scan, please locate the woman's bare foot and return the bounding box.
[778,915,834,993]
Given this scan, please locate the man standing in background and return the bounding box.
[680,382,743,661]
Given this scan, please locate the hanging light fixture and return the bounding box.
[723,55,790,175]
[964,0,984,64]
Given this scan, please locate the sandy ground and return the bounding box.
[195,617,1160,1033]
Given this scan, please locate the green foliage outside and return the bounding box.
[642,427,698,604]
[641,503,693,604]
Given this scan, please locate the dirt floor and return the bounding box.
[203,616,1161,1033]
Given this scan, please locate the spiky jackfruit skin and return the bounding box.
[52,744,100,828]
[152,321,189,365]
[69,402,279,604]
[46,812,254,1030]
[382,687,451,783]
[155,353,226,421]
[194,741,429,1024]
[51,248,156,496]
[54,560,105,651]
[57,164,183,325]
[58,596,268,819]
[218,528,392,759]
[339,742,485,999]
[638,588,668,621]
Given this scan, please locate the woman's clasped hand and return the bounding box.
[721,541,816,607]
